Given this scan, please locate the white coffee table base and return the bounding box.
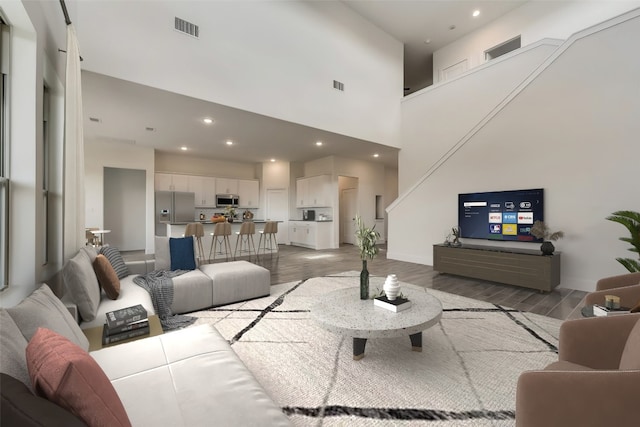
[311,285,442,360]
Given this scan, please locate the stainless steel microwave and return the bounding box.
[216,194,239,208]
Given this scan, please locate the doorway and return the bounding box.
[339,176,358,245]
[266,188,289,244]
[104,167,145,250]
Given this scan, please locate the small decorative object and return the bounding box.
[451,226,462,247]
[606,210,640,272]
[605,295,621,310]
[355,214,381,300]
[529,220,564,255]
[383,274,400,301]
[242,210,254,220]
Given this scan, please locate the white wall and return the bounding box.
[0,1,66,307]
[390,10,640,292]
[76,1,403,148]
[402,40,560,192]
[433,0,640,84]
[84,140,155,254]
[155,152,257,179]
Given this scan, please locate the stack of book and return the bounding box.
[374,295,412,312]
[102,304,150,345]
[592,304,631,317]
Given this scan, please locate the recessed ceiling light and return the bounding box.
[449,24,456,30]
[226,140,233,146]
[145,127,155,132]
[316,141,323,146]
[373,153,379,158]
[180,146,188,151]
[270,158,276,162]
[203,118,214,124]
[424,39,431,44]
[473,10,480,17]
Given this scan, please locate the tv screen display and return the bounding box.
[458,188,544,242]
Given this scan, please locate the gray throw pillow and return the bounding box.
[155,236,170,270]
[6,284,89,351]
[0,310,30,391]
[100,246,129,279]
[62,250,101,322]
[80,245,98,263]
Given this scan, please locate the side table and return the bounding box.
[83,314,163,351]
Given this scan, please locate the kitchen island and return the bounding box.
[164,220,279,260]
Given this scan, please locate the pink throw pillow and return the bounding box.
[26,328,131,427]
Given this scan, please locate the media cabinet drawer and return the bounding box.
[433,244,561,292]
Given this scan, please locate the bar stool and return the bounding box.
[209,222,232,262]
[185,222,205,263]
[258,221,279,259]
[234,221,256,262]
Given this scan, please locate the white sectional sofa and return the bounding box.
[1,238,291,426]
[63,236,270,328]
[0,285,291,426]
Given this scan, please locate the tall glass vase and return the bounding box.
[360,260,369,300]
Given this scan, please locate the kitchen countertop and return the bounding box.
[167,220,280,225]
[290,219,333,222]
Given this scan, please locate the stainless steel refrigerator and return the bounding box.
[155,191,196,236]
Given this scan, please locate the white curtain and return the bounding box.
[63,24,86,262]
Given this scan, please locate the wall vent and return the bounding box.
[333,80,345,91]
[175,17,199,39]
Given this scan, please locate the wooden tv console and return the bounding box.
[433,244,561,292]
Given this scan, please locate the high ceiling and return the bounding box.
[79,1,528,169]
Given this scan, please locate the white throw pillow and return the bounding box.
[155,236,171,270]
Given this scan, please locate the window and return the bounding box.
[485,36,522,62]
[42,85,49,264]
[0,21,8,290]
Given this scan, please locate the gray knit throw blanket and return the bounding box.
[133,269,196,331]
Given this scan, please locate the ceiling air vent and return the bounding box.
[333,80,345,91]
[174,17,199,39]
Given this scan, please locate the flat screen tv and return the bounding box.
[458,188,544,242]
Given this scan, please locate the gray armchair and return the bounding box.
[516,313,640,426]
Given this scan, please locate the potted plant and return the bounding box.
[355,214,381,300]
[530,220,564,255]
[224,206,236,222]
[606,210,640,272]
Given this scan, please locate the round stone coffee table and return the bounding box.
[311,285,443,360]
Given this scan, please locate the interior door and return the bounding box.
[341,188,357,245]
[266,188,288,243]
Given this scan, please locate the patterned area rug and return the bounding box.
[189,273,561,426]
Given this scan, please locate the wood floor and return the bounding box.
[124,243,587,321]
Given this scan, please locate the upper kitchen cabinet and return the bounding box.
[296,175,331,207]
[188,176,217,207]
[216,178,238,195]
[238,179,259,208]
[155,173,189,192]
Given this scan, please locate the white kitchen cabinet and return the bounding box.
[216,178,238,195]
[238,179,259,208]
[295,178,309,207]
[189,176,217,207]
[155,173,189,192]
[296,175,331,207]
[289,222,311,247]
[289,221,333,249]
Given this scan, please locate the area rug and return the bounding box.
[188,273,561,426]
